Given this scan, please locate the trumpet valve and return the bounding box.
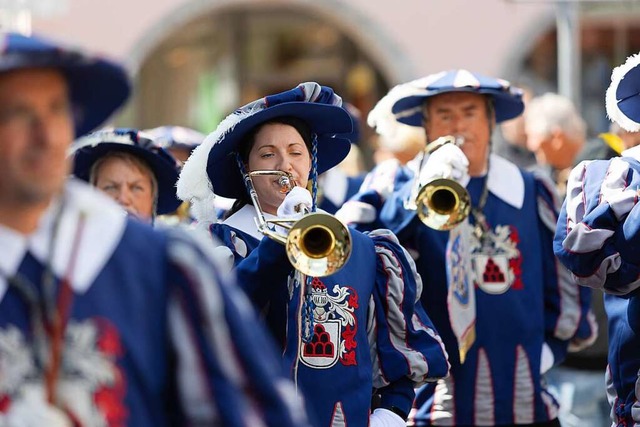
[278,175,293,193]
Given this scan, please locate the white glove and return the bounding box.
[369,408,406,427]
[1,388,72,427]
[540,342,554,374]
[361,159,401,201]
[419,142,469,187]
[335,200,378,225]
[277,187,313,217]
[211,245,235,274]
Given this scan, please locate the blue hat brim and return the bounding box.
[616,64,640,127]
[392,88,524,126]
[72,143,181,215]
[207,102,352,199]
[0,33,130,137]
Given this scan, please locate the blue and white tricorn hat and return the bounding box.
[370,69,524,130]
[177,82,353,202]
[70,128,182,215]
[606,53,640,132]
[0,32,130,137]
[144,126,206,152]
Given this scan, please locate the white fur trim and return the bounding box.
[606,53,640,132]
[177,111,246,201]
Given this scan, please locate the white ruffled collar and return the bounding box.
[0,179,127,301]
[486,154,524,210]
[223,204,277,241]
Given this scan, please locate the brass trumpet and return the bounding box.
[243,168,352,277]
[405,136,471,231]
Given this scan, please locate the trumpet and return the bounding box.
[405,136,471,231]
[242,167,352,277]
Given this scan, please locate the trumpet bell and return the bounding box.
[286,212,352,277]
[416,178,471,230]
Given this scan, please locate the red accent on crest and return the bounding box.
[340,322,358,366]
[92,319,128,427]
[94,381,128,427]
[96,320,124,357]
[311,277,326,290]
[347,287,359,309]
[303,324,335,358]
[342,324,357,351]
[0,394,10,413]
[482,258,505,283]
[508,226,523,289]
[341,350,357,366]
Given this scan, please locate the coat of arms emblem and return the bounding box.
[299,278,358,369]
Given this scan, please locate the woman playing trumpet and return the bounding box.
[177,82,449,427]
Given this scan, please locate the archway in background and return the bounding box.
[122,0,411,166]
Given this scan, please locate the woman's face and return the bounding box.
[247,123,311,215]
[94,156,155,222]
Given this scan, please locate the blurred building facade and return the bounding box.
[26,0,640,146]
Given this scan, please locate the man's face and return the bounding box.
[0,69,74,206]
[424,92,493,176]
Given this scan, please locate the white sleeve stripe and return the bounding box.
[167,239,266,427]
[169,296,219,422]
[375,244,429,381]
[601,158,636,221]
[562,222,615,253]
[368,296,386,388]
[553,260,581,340]
[565,162,590,227]
[412,314,450,380]
[570,253,624,291]
[572,256,640,295]
[537,194,558,233]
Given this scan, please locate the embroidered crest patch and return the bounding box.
[299,278,359,369]
[0,318,127,426]
[470,225,523,294]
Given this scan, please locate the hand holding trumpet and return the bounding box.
[406,135,471,230]
[419,136,470,187]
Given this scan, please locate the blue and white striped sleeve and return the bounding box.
[367,229,449,417]
[534,171,596,359]
[554,157,640,297]
[164,228,310,427]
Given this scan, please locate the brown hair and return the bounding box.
[89,150,158,204]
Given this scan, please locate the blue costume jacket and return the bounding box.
[0,181,309,427]
[211,205,449,427]
[344,155,595,426]
[554,151,640,426]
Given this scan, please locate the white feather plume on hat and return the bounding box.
[176,110,248,221]
[367,72,449,135]
[367,82,430,136]
[606,53,640,132]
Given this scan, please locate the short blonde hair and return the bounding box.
[89,151,158,202]
[525,93,586,143]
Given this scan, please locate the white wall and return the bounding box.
[32,0,555,83]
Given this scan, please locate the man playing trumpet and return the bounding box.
[338,70,596,426]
